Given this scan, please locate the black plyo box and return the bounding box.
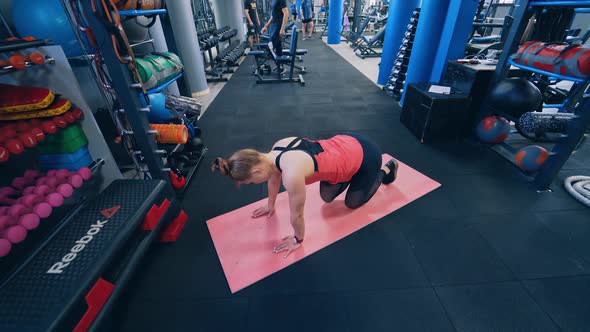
[401,83,472,143]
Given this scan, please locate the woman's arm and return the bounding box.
[267,172,281,208]
[282,167,306,241]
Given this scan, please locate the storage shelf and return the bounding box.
[176,146,207,199]
[529,1,590,7]
[118,9,167,17]
[508,58,586,82]
[0,117,83,164]
[0,39,49,53]
[0,57,55,76]
[143,72,184,95]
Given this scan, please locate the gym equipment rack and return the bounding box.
[0,16,192,331]
[71,2,208,183]
[478,0,590,191]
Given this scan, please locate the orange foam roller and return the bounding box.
[149,124,188,144]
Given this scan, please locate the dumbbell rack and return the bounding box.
[385,8,420,100]
[70,2,204,185]
[0,160,103,281]
[0,38,55,75]
[201,27,245,83]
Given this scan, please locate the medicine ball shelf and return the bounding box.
[478,0,590,191]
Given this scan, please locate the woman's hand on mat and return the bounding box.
[272,236,301,258]
[252,205,275,218]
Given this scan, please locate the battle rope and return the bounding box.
[564,176,590,207]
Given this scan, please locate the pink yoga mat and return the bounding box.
[207,154,441,293]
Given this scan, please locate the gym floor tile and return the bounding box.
[112,297,249,332]
[398,216,515,286]
[121,239,233,300]
[436,282,560,332]
[339,113,399,132]
[303,112,349,132]
[342,288,455,332]
[202,133,270,157]
[247,293,350,332]
[240,215,429,295]
[468,213,590,279]
[442,173,585,216]
[523,276,590,331]
[389,185,460,219]
[535,210,590,262]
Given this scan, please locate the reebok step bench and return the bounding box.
[0,179,188,332]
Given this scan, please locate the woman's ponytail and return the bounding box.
[211,157,231,176]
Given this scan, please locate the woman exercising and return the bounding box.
[212,132,398,257]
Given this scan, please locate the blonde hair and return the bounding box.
[211,149,264,181]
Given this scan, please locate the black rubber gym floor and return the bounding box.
[111,38,590,332]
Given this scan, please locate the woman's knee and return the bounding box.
[344,195,365,209]
[320,190,335,203]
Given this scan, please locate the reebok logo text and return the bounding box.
[46,219,109,274]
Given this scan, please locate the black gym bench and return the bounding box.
[0,180,187,332]
[249,26,308,86]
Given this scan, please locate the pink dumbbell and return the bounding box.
[0,215,11,229]
[34,183,74,198]
[24,170,42,180]
[19,214,39,230]
[0,187,19,196]
[11,176,38,190]
[0,207,10,216]
[0,196,16,205]
[36,174,82,190]
[1,225,27,243]
[54,168,92,182]
[0,238,11,257]
[8,203,52,219]
[18,191,64,208]
[0,214,38,231]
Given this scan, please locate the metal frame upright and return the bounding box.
[478,0,590,191]
[78,3,191,182]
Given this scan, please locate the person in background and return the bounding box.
[300,0,314,39]
[261,0,288,56]
[244,0,261,49]
[290,0,298,22]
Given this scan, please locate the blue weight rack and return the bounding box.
[75,4,192,181]
[478,0,590,191]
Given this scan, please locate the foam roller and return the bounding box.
[518,112,574,134]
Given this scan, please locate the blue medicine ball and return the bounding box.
[476,116,511,143]
[13,0,82,57]
[515,145,549,172]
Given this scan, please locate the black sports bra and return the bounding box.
[272,137,323,172]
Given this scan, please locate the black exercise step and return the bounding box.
[0,179,181,332]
